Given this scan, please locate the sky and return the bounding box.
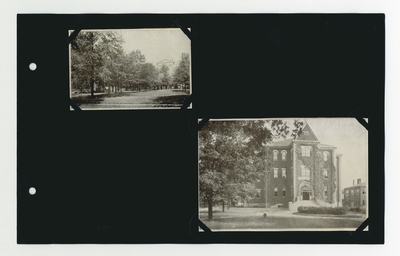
[117,28,191,66]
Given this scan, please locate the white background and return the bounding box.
[1,1,398,255]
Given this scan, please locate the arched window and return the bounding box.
[281,150,287,161]
[323,151,329,161]
[323,169,328,178]
[274,187,278,197]
[282,168,286,178]
[273,150,278,160]
[273,168,278,178]
[282,188,287,197]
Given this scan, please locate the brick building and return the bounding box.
[342,179,367,208]
[248,123,342,209]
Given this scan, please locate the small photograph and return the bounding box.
[69,28,191,109]
[199,118,368,231]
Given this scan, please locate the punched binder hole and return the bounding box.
[29,187,36,195]
[29,63,37,71]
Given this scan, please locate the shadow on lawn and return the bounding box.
[72,92,133,105]
[153,94,189,105]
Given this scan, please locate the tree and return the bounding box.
[120,50,146,91]
[199,120,303,220]
[71,31,124,96]
[173,53,190,91]
[199,120,275,219]
[137,63,158,91]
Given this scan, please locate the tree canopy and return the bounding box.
[173,53,190,90]
[199,120,302,219]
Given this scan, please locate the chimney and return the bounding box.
[357,179,361,185]
[353,180,354,186]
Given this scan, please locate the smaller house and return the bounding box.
[342,179,367,208]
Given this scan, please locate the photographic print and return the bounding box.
[69,28,191,109]
[199,118,368,231]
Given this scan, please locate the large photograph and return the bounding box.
[69,28,191,109]
[199,118,368,231]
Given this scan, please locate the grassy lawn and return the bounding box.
[200,207,366,230]
[71,89,189,108]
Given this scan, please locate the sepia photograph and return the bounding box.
[199,118,368,231]
[69,28,191,109]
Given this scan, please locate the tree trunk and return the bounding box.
[90,62,95,96]
[207,199,213,220]
[90,77,94,96]
[222,201,225,212]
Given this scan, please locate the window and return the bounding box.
[324,186,327,197]
[256,189,261,198]
[301,165,310,177]
[274,187,278,197]
[323,151,329,161]
[282,168,286,178]
[281,150,287,161]
[282,189,287,197]
[301,146,311,157]
[323,169,328,178]
[273,150,278,160]
[273,168,278,178]
[362,190,366,194]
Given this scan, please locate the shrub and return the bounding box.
[349,207,361,212]
[297,206,348,215]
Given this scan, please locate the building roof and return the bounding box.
[317,143,337,149]
[269,139,294,147]
[344,182,367,189]
[296,122,319,141]
[157,59,175,65]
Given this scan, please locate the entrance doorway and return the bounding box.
[299,182,313,201]
[302,191,310,200]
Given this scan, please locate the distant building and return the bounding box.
[156,59,177,74]
[248,123,342,210]
[342,179,367,208]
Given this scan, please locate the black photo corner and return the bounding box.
[17,14,384,243]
